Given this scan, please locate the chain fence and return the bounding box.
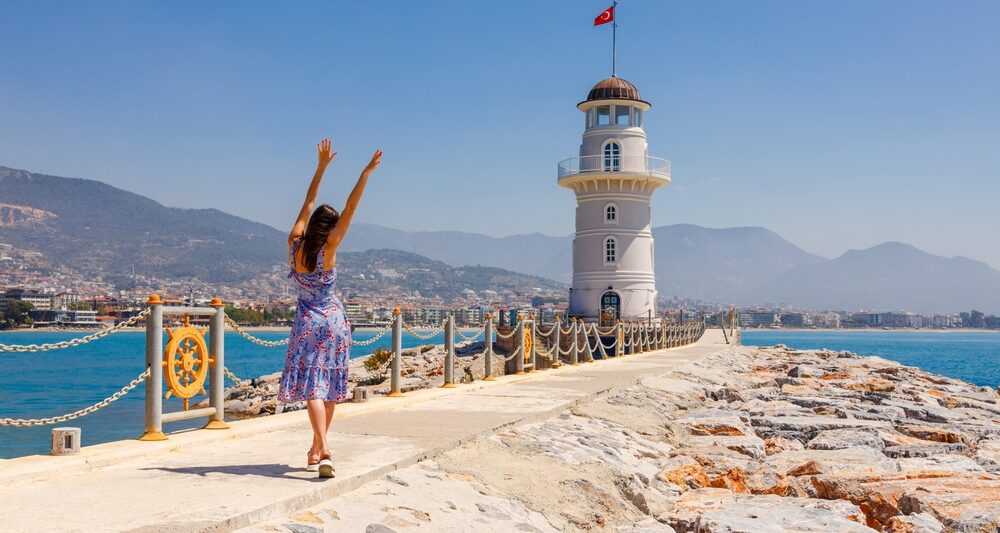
[0,309,150,353]
[0,369,150,427]
[402,320,447,340]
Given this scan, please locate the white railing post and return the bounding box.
[204,297,229,430]
[140,294,166,441]
[483,313,495,381]
[389,308,402,397]
[570,318,580,365]
[443,313,455,388]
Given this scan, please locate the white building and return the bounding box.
[558,77,670,323]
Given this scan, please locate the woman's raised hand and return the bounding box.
[317,139,337,167]
[363,149,383,174]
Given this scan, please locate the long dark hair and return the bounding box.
[300,204,340,272]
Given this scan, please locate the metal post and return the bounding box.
[552,316,561,368]
[570,319,579,365]
[530,321,538,372]
[617,321,624,357]
[140,294,166,441]
[204,297,229,430]
[483,313,494,381]
[515,315,525,375]
[443,313,455,388]
[389,308,402,397]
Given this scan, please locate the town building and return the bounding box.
[0,287,52,310]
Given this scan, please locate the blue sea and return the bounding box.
[742,330,1000,389]
[0,329,474,459]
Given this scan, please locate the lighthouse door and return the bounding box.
[600,291,621,326]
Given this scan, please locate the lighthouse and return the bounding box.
[558,76,671,324]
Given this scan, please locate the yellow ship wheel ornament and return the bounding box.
[523,327,533,364]
[163,314,211,410]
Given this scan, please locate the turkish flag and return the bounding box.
[594,5,614,26]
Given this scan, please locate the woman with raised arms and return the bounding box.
[278,139,382,478]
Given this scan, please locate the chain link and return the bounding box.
[455,328,485,342]
[223,366,246,386]
[494,326,519,339]
[534,324,556,336]
[402,320,447,340]
[0,369,150,427]
[225,316,290,347]
[351,323,394,346]
[491,344,522,362]
[0,309,151,353]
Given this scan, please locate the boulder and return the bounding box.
[807,429,886,452]
[764,436,804,456]
[695,495,873,533]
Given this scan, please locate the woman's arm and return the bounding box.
[325,149,382,252]
[289,138,337,245]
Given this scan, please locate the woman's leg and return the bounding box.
[320,402,336,453]
[306,399,328,454]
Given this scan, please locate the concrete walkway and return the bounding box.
[0,330,731,532]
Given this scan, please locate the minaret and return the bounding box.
[558,76,670,324]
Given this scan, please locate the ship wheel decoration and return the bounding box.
[523,327,533,363]
[163,314,212,410]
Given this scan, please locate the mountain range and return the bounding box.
[2,164,999,313]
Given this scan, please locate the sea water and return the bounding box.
[743,329,1000,389]
[0,329,466,459]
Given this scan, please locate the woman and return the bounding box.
[278,138,382,478]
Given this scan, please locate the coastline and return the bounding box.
[749,327,999,334]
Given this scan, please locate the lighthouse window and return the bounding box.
[605,203,618,223]
[604,236,618,264]
[615,105,630,126]
[596,105,611,126]
[603,142,621,171]
[633,108,642,127]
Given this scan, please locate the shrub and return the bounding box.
[363,348,393,384]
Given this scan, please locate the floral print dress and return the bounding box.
[277,238,351,403]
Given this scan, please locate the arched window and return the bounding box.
[604,203,617,224]
[603,142,620,171]
[604,236,617,264]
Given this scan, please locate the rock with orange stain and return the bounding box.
[765,436,805,456]
[657,455,710,491]
[707,468,749,493]
[894,423,972,444]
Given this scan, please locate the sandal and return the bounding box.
[306,451,321,472]
[318,450,335,479]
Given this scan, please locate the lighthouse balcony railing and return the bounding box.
[557,155,671,180]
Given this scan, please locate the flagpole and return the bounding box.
[612,0,617,77]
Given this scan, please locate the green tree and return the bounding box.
[224,305,264,323]
[3,301,34,328]
[68,300,92,311]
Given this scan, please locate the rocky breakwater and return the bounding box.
[432,345,1000,532]
[212,340,505,418]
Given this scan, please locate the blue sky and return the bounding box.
[2,1,998,267]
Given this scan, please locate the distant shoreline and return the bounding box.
[745,327,999,334]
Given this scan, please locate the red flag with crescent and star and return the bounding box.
[594,5,614,26]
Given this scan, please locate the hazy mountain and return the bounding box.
[341,224,572,281]
[741,242,1000,314]
[652,224,823,302]
[0,165,286,282]
[336,249,565,300]
[4,164,998,312]
[344,222,824,303]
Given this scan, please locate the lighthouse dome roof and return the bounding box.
[584,76,647,103]
[580,76,650,109]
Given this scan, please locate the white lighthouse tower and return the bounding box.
[558,76,670,324]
